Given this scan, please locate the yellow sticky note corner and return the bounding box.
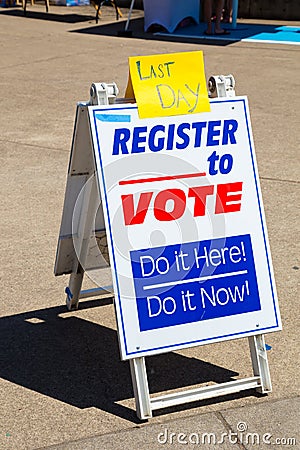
[128,51,210,119]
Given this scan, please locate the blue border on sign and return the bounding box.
[241,100,279,327]
[91,99,279,357]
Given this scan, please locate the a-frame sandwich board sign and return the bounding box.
[55,78,281,420]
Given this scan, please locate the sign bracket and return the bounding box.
[130,334,271,420]
[55,78,274,420]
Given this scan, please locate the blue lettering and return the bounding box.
[207,120,221,146]
[112,128,130,155]
[176,123,190,150]
[208,151,219,175]
[166,124,175,150]
[132,126,147,153]
[149,125,165,152]
[222,119,238,145]
[111,119,239,155]
[219,154,233,174]
[192,121,207,148]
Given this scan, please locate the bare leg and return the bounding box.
[223,0,233,23]
[214,0,231,34]
[204,0,213,34]
[215,0,225,33]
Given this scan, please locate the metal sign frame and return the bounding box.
[55,80,279,420]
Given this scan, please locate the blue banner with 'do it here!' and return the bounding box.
[130,234,261,331]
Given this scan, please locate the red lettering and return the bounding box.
[188,185,214,216]
[121,192,153,225]
[215,182,243,214]
[154,189,186,221]
[121,182,243,225]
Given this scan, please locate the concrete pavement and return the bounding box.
[0,4,299,449]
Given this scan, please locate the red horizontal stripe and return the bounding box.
[119,172,206,186]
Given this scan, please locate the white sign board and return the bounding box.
[89,97,281,360]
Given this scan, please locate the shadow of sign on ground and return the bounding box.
[0,300,262,421]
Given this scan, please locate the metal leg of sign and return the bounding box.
[66,267,84,311]
[143,337,272,413]
[125,0,135,32]
[130,357,152,420]
[248,334,272,393]
[149,377,262,412]
[78,286,113,300]
[130,351,267,419]
[130,336,271,418]
[66,277,113,310]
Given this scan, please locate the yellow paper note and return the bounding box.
[127,51,210,119]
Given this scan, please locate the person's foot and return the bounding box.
[204,23,213,35]
[215,28,230,35]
